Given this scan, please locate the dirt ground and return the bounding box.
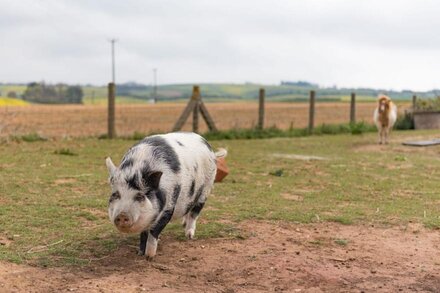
[0,102,402,137]
[1,221,439,293]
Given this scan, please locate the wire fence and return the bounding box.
[0,99,409,138]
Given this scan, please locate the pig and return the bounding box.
[105,132,227,260]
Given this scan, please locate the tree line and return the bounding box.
[22,82,83,104]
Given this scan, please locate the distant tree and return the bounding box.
[66,86,83,104]
[23,82,44,102]
[22,82,83,104]
[7,91,17,98]
[280,81,318,87]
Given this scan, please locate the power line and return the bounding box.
[109,39,117,84]
[153,68,157,103]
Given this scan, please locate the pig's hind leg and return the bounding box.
[185,196,207,239]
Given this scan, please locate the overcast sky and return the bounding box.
[1,0,440,91]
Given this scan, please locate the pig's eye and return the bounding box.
[109,192,120,203]
[134,193,145,202]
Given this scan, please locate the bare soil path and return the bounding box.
[1,221,439,293]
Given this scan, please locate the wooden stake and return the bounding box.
[173,85,200,132]
[172,85,218,133]
[199,101,218,132]
[258,88,265,130]
[193,98,200,133]
[108,82,116,139]
[308,90,315,133]
[350,92,356,124]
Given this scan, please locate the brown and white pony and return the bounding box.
[373,95,397,144]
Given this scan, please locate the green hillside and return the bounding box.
[1,82,438,105]
[114,81,439,103]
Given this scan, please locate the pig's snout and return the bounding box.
[114,212,132,229]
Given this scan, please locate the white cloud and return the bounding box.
[1,0,440,90]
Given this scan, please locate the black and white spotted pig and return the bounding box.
[105,132,226,260]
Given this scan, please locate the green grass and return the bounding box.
[13,133,47,142]
[54,148,78,156]
[1,130,440,267]
[201,122,376,141]
[334,239,349,246]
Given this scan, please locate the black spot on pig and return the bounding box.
[126,173,141,190]
[142,136,181,173]
[172,185,181,205]
[190,202,205,218]
[120,158,134,170]
[140,165,162,190]
[109,191,121,203]
[200,137,213,151]
[145,187,166,211]
[188,180,195,198]
[155,189,166,211]
[150,209,174,239]
[185,185,204,215]
[194,185,204,202]
[176,140,184,147]
[134,193,146,202]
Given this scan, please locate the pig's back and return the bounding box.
[147,132,217,219]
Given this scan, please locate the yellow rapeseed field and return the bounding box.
[0,97,29,106]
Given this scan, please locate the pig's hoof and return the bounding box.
[146,255,155,262]
[185,229,195,239]
[138,250,145,256]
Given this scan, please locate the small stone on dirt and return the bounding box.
[152,263,170,271]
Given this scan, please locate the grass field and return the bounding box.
[1,130,439,268]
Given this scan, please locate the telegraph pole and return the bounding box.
[108,38,117,139]
[153,68,157,103]
[109,39,117,84]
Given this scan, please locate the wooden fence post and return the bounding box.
[350,92,356,124]
[199,102,218,132]
[308,90,315,133]
[258,88,265,130]
[172,85,218,132]
[192,86,200,133]
[412,95,417,111]
[108,82,116,139]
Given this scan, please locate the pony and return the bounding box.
[373,95,397,144]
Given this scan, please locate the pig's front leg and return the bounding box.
[138,231,148,256]
[146,209,174,261]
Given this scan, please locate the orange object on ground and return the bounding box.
[215,157,229,182]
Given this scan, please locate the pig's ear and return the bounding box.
[143,171,163,189]
[106,157,117,177]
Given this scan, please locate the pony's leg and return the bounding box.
[378,128,383,144]
[385,128,390,144]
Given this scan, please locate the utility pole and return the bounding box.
[108,38,117,139]
[109,39,117,84]
[153,68,158,103]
